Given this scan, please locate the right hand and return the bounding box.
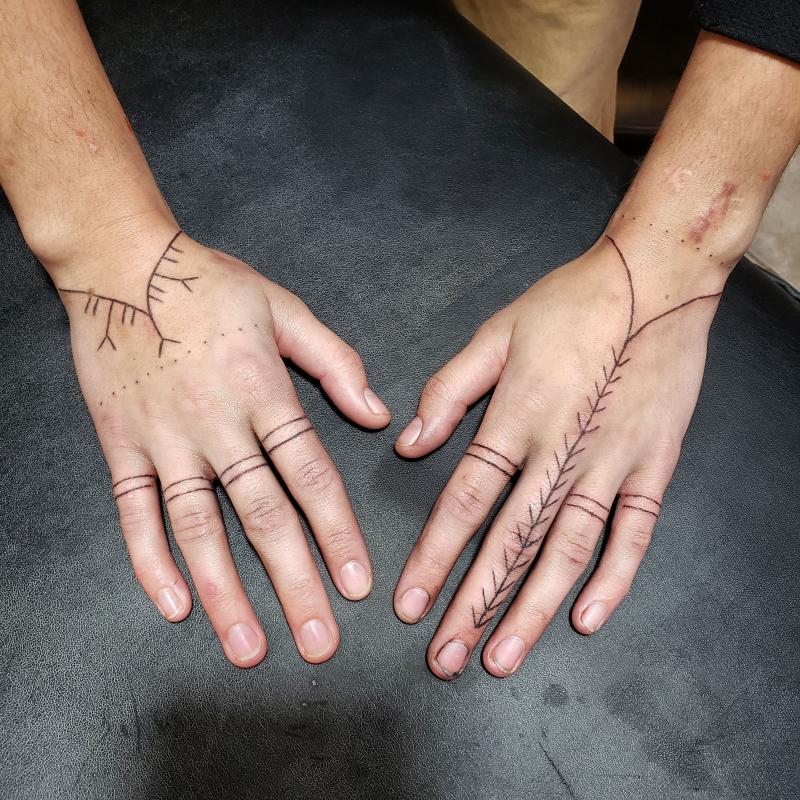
[56,224,391,668]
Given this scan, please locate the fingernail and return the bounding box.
[397,416,422,447]
[156,587,184,621]
[398,587,430,622]
[227,622,262,661]
[340,560,370,598]
[363,387,389,416]
[490,636,525,675]
[580,601,607,633]
[299,618,333,658]
[435,640,469,678]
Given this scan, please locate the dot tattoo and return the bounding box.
[471,236,721,629]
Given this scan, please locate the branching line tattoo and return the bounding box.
[58,231,199,356]
[471,236,721,629]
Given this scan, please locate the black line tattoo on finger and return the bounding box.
[113,481,157,500]
[471,236,721,629]
[164,486,216,504]
[112,473,157,489]
[259,415,308,443]
[222,461,270,488]
[464,442,518,478]
[621,504,659,518]
[58,231,199,357]
[266,425,314,455]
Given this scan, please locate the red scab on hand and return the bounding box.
[74,127,100,154]
[760,173,771,183]
[688,182,735,243]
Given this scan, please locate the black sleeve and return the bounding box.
[695,0,800,63]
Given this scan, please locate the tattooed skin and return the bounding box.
[471,236,721,629]
[58,231,197,356]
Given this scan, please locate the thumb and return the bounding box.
[396,320,509,457]
[270,287,391,429]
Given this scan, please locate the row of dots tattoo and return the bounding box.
[471,236,720,629]
[58,231,198,356]
[111,417,314,504]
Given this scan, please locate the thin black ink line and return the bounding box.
[146,230,184,357]
[564,503,606,524]
[260,415,308,443]
[622,504,659,518]
[164,486,216,504]
[463,452,514,478]
[222,462,270,488]
[568,492,610,511]
[628,292,722,341]
[150,285,166,294]
[112,473,157,489]
[266,426,314,455]
[161,475,210,492]
[606,235,634,341]
[57,289,150,319]
[218,454,262,479]
[620,493,662,506]
[469,442,518,468]
[113,483,156,500]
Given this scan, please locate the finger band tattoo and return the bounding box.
[112,473,158,501]
[472,236,721,629]
[564,492,609,524]
[260,415,313,455]
[163,476,215,504]
[219,454,270,488]
[464,442,518,478]
[620,493,661,519]
[58,231,199,357]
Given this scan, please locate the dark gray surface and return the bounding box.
[1,2,798,798]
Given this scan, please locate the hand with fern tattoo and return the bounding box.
[393,30,800,679]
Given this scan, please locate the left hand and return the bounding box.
[392,231,728,679]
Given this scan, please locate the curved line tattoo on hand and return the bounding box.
[464,442,519,478]
[58,231,198,357]
[472,236,722,629]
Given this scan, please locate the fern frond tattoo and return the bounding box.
[472,236,721,629]
[58,231,198,356]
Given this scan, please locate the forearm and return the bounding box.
[606,32,800,291]
[0,0,174,276]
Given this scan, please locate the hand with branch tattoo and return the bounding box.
[0,0,391,669]
[57,229,391,667]
[393,233,727,678]
[392,29,800,680]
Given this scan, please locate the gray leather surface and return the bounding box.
[1,2,798,798]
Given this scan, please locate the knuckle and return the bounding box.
[117,503,148,534]
[320,521,355,558]
[242,493,292,544]
[421,372,451,406]
[553,529,596,571]
[335,345,364,375]
[438,479,487,525]
[519,600,553,628]
[415,535,451,575]
[624,524,653,555]
[200,579,239,613]
[294,457,337,495]
[171,506,219,547]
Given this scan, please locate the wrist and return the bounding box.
[29,203,179,285]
